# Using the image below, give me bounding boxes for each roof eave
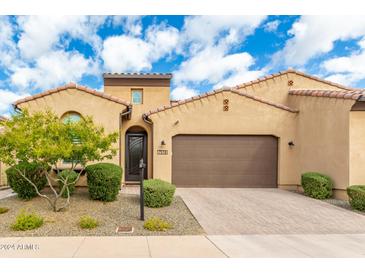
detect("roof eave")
[103,73,173,80]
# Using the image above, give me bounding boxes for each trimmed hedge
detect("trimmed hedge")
[6,162,47,200]
[85,163,122,202]
[57,170,78,198]
[144,179,176,208]
[301,172,333,199]
[347,185,365,211]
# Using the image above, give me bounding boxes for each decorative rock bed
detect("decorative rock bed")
[0,189,204,237]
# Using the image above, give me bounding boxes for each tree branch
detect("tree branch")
[15,168,54,209]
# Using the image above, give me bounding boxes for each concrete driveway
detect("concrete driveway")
[177,188,365,235]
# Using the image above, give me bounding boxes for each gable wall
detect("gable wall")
[150,91,299,187]
[235,72,348,108]
[17,88,127,177]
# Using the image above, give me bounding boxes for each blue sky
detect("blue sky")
[1,15,365,116]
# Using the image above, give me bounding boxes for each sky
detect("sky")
[1,15,365,117]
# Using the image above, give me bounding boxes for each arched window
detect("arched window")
[61,112,83,147]
[61,112,82,124]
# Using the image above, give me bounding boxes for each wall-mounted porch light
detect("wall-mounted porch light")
[160,140,166,146]
[288,141,295,148]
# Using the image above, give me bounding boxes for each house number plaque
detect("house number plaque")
[157,149,168,155]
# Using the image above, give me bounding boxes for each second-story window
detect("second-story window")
[132,89,143,105]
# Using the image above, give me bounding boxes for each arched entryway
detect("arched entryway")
[125,126,147,181]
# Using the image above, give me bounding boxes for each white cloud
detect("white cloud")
[0,90,30,114]
[180,16,266,53]
[273,16,365,67]
[17,16,106,60]
[146,23,179,59]
[171,86,198,100]
[213,69,265,89]
[111,16,143,36]
[101,35,152,72]
[174,45,263,88]
[101,23,179,72]
[0,16,18,68]
[322,42,365,86]
[173,16,266,90]
[11,50,95,90]
[264,20,280,32]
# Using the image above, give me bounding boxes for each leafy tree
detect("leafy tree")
[0,109,118,212]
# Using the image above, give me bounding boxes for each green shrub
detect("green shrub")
[57,170,78,198]
[11,210,43,231]
[143,217,172,231]
[0,207,9,214]
[79,215,99,229]
[347,185,365,211]
[143,179,176,208]
[301,172,333,199]
[6,162,47,200]
[86,163,122,202]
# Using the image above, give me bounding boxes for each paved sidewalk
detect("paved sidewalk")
[0,188,15,200]
[0,236,226,258]
[1,234,365,258]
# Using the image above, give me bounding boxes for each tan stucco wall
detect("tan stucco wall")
[289,96,355,192]
[236,73,354,198]
[104,84,170,182]
[349,111,365,186]
[236,72,347,107]
[17,88,127,185]
[149,91,299,186]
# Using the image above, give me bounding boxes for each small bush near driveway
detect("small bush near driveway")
[79,215,99,229]
[301,172,333,199]
[57,169,78,198]
[11,210,43,231]
[86,163,122,202]
[143,217,172,231]
[144,179,176,208]
[6,162,47,200]
[0,207,9,214]
[347,185,365,211]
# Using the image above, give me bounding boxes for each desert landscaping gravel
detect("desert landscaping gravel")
[0,189,204,237]
[290,190,365,216]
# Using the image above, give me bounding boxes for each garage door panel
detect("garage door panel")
[174,160,276,174]
[172,135,278,187]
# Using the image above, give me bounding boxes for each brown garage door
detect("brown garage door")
[172,135,278,187]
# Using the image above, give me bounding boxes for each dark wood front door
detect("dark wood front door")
[125,132,147,181]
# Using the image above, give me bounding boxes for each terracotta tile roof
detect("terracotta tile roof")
[235,68,360,92]
[13,83,131,107]
[103,72,173,79]
[0,116,7,121]
[289,89,365,100]
[144,87,299,118]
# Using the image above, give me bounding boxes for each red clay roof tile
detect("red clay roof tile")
[144,87,299,117]
[235,69,361,92]
[289,89,365,100]
[13,82,131,107]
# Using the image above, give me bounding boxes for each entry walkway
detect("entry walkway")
[1,234,365,258]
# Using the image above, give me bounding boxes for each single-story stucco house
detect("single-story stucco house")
[10,69,365,199]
